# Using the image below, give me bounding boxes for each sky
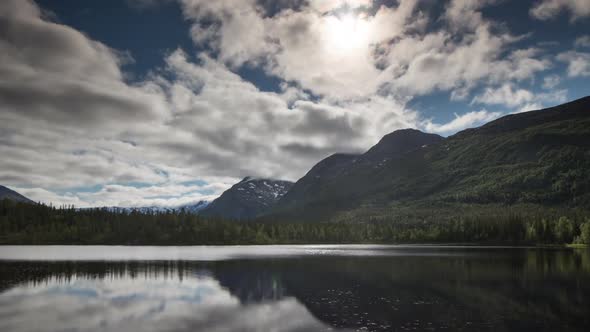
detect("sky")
[0,0,589,208]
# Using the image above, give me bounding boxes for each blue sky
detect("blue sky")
[0,0,589,207]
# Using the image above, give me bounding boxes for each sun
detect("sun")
[324,13,370,52]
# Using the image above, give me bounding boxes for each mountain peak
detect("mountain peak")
[0,185,34,204]
[363,128,443,161]
[201,178,294,220]
[239,176,286,184]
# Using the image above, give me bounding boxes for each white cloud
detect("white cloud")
[542,74,561,89]
[0,0,572,207]
[179,0,551,102]
[422,110,502,135]
[471,83,568,111]
[537,89,568,104]
[515,103,544,113]
[0,1,421,207]
[180,0,422,101]
[575,35,590,48]
[471,84,534,107]
[377,23,548,99]
[14,181,226,208]
[557,51,590,77]
[530,0,590,21]
[0,274,331,332]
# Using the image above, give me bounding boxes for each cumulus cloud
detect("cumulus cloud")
[472,84,535,107]
[515,103,544,113]
[530,0,590,21]
[471,83,567,111]
[179,0,421,101]
[0,274,332,332]
[422,110,502,135]
[0,0,168,128]
[159,49,414,178]
[0,0,572,207]
[179,0,550,101]
[0,0,420,206]
[557,51,590,77]
[376,15,549,99]
[575,35,590,48]
[14,181,226,208]
[542,74,561,89]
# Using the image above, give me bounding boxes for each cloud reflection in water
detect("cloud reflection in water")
[0,271,335,332]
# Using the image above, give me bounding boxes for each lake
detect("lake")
[0,245,589,332]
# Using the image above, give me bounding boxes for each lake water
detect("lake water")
[0,245,589,332]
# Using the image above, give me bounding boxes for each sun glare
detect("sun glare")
[324,13,370,52]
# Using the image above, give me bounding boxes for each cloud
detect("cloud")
[377,16,549,99]
[14,182,225,208]
[179,0,551,102]
[0,0,168,128]
[530,0,590,21]
[471,83,567,114]
[422,110,502,135]
[0,0,573,207]
[515,103,544,113]
[471,84,534,107]
[180,0,421,101]
[557,51,590,77]
[542,74,561,89]
[0,0,419,207]
[575,35,590,48]
[0,274,332,332]
[159,49,414,180]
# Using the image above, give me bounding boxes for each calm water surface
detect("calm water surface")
[0,245,589,332]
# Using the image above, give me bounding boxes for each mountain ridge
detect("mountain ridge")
[268,96,590,222]
[200,177,293,220]
[103,200,210,214]
[0,185,34,204]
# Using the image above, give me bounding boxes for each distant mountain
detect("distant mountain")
[0,185,34,204]
[270,96,590,222]
[104,200,209,214]
[177,200,210,213]
[200,177,293,220]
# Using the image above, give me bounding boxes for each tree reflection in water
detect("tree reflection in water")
[0,247,589,332]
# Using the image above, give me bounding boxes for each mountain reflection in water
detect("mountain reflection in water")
[0,246,589,332]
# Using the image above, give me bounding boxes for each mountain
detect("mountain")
[200,177,293,220]
[0,185,34,204]
[271,129,443,220]
[270,96,590,222]
[177,200,210,213]
[104,200,209,214]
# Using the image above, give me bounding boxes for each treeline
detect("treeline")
[0,199,589,245]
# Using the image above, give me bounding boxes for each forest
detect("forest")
[1,199,589,245]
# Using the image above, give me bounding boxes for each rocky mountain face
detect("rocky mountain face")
[270,96,590,222]
[0,185,34,204]
[200,177,293,220]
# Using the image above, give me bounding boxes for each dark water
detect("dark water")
[0,246,589,332]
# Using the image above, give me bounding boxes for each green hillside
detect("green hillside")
[269,96,590,223]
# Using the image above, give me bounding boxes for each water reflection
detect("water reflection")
[0,262,333,332]
[0,247,589,332]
